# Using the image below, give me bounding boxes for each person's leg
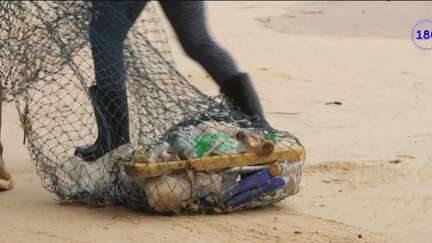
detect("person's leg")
[75,1,147,161]
[160,1,238,85]
[0,144,13,190]
[0,83,13,190]
[160,1,270,128]
[90,1,148,89]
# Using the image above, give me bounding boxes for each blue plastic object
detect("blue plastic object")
[220,170,272,202]
[226,178,285,207]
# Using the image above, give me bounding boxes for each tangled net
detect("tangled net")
[0,1,305,214]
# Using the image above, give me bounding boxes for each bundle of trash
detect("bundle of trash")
[60,121,304,214]
[0,1,305,214]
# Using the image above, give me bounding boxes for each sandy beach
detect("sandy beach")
[1,1,431,242]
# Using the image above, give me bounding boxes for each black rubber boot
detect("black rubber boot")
[75,85,112,161]
[105,86,130,150]
[219,73,271,129]
[75,85,130,161]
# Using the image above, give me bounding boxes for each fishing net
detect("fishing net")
[0,1,305,214]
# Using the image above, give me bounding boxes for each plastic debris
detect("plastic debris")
[219,170,272,202]
[193,131,241,158]
[144,173,192,213]
[1,1,305,214]
[226,177,285,207]
[124,121,305,213]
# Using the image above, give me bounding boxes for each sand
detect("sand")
[1,1,431,242]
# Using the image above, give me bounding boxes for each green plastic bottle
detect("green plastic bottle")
[264,130,276,142]
[193,132,240,158]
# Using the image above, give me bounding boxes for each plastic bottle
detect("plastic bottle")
[193,131,240,158]
[219,170,272,202]
[268,162,298,177]
[225,165,269,174]
[226,177,285,208]
[195,172,222,199]
[236,131,274,155]
[264,130,277,142]
[167,131,196,159]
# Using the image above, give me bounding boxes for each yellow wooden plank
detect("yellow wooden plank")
[124,144,304,178]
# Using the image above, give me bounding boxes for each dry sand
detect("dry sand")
[1,1,432,242]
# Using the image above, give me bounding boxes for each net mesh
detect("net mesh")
[0,1,305,213]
